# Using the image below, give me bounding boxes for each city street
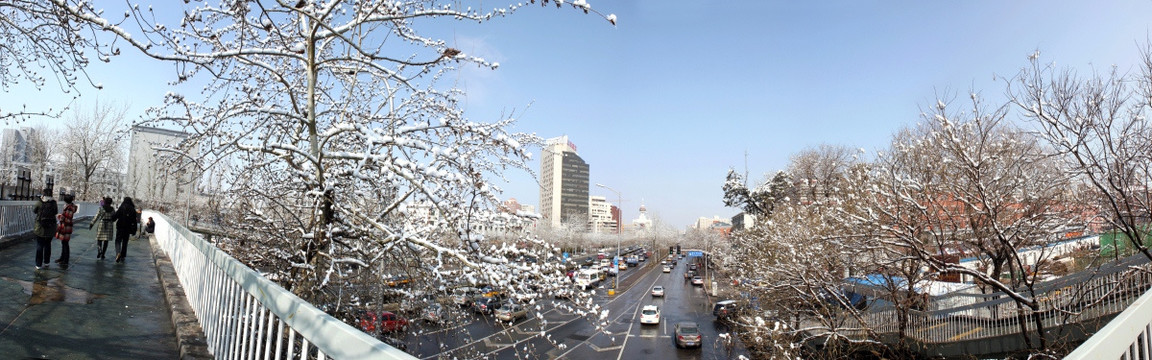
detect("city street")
[402,253,748,359]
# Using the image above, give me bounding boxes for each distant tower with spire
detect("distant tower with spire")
[632,203,652,233]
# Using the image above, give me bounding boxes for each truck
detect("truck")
[574,269,601,290]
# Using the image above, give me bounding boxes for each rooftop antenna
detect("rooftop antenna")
[744,149,749,187]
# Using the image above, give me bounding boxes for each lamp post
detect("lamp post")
[595,183,622,292]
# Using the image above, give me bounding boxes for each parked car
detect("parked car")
[479,286,503,298]
[651,285,665,297]
[386,275,412,287]
[471,296,501,315]
[692,276,704,286]
[674,322,702,348]
[640,305,660,325]
[359,311,409,334]
[662,265,672,273]
[495,303,528,322]
[450,287,480,307]
[713,300,738,320]
[422,303,444,323]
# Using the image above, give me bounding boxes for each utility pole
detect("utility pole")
[596,183,622,293]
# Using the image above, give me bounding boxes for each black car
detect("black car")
[470,296,501,315]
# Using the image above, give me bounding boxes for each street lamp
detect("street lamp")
[595,183,622,292]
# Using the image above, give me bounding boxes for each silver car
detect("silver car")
[495,303,527,322]
[422,303,444,323]
[674,322,702,348]
[651,285,665,297]
[450,287,479,307]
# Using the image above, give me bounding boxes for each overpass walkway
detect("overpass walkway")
[811,251,1152,358]
[0,217,180,359]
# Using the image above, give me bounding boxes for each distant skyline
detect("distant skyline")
[5,1,1152,228]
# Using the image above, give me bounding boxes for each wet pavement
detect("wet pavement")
[0,220,179,359]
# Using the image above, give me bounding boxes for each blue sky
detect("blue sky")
[5,1,1152,229]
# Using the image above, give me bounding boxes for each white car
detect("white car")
[639,305,660,325]
[662,265,672,273]
[651,285,665,297]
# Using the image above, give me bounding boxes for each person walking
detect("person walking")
[90,197,115,259]
[32,188,58,270]
[110,197,138,263]
[53,192,77,267]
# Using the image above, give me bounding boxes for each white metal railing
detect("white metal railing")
[147,210,417,360]
[0,200,100,240]
[1065,286,1152,359]
[828,253,1152,346]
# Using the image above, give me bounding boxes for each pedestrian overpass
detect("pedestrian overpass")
[1,200,1149,359]
[0,201,415,359]
[812,250,1152,359]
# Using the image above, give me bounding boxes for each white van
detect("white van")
[574,269,600,290]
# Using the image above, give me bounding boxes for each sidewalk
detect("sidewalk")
[0,220,179,359]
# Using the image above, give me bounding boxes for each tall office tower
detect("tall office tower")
[539,136,589,229]
[128,125,199,207]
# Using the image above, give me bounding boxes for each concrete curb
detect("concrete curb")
[149,235,214,359]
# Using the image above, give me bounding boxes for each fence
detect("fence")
[147,210,417,360]
[828,252,1152,345]
[0,200,100,241]
[1064,283,1152,359]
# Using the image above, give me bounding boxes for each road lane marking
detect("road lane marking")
[615,266,664,360]
[629,334,672,339]
[421,306,569,360]
[556,260,663,359]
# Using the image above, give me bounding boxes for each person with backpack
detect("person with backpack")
[32,188,58,270]
[110,197,138,263]
[54,192,77,267]
[89,197,115,260]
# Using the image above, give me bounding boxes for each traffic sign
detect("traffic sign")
[688,251,703,257]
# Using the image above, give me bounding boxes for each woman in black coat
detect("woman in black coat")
[110,197,138,263]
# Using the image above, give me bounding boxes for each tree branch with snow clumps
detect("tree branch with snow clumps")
[39,0,617,318]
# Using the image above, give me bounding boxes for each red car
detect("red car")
[359,311,409,333]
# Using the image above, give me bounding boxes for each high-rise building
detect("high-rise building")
[589,196,617,233]
[128,126,199,207]
[539,136,589,228]
[610,205,621,233]
[1,128,33,164]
